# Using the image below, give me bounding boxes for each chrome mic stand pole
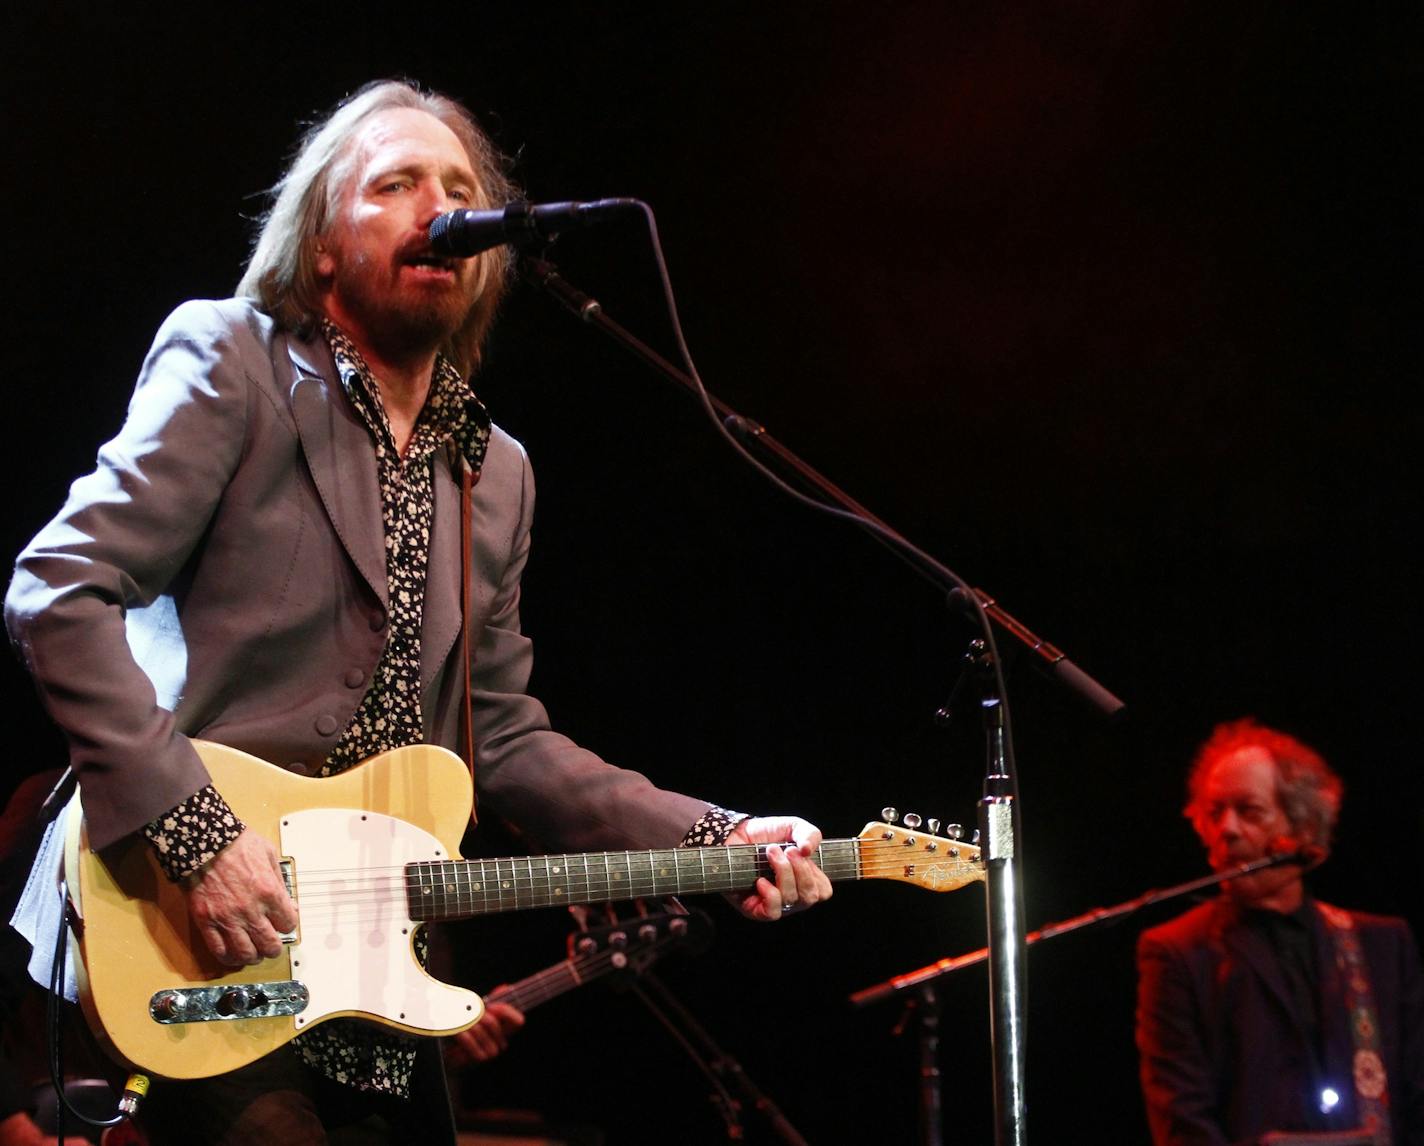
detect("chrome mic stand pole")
[974,645,1026,1146]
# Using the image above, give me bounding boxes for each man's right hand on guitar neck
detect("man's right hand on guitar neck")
[183,829,298,967]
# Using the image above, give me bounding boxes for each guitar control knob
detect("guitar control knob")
[216,988,254,1016]
[946,823,964,841]
[609,930,629,950]
[638,924,658,944]
[881,807,898,824]
[927,818,941,834]
[575,936,598,956]
[903,813,921,829]
[152,993,186,1020]
[669,918,688,937]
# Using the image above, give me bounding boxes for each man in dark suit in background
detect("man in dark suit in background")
[1136,719,1424,1145]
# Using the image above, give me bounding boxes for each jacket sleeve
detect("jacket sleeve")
[1394,921,1424,1146]
[1137,928,1232,1146]
[4,301,253,849]
[466,440,712,853]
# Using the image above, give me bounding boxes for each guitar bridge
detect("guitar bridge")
[150,980,309,1024]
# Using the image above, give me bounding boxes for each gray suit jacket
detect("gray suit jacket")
[5,298,709,855]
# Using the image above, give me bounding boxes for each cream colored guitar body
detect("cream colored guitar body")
[64,739,480,1080]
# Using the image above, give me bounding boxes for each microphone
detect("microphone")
[429,199,640,257]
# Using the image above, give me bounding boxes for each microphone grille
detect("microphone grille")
[428,210,459,255]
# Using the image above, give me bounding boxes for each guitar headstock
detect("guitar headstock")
[567,905,713,972]
[855,821,985,892]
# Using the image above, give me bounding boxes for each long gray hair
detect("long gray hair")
[237,79,517,377]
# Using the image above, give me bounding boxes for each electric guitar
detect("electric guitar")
[63,739,984,1080]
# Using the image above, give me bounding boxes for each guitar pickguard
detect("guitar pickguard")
[280,808,483,1035]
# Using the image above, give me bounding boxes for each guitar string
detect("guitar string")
[285,856,972,900]
[275,842,978,884]
[283,847,975,892]
[276,852,980,925]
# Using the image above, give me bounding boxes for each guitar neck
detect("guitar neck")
[487,962,584,1013]
[406,839,857,923]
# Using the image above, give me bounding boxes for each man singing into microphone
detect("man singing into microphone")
[4,79,831,1145]
[1135,718,1424,1145]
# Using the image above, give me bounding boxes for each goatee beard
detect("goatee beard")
[330,250,475,365]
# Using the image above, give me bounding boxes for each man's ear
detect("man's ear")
[314,236,335,279]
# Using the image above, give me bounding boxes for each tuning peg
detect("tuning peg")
[972,829,981,845]
[881,807,899,824]
[638,923,659,944]
[927,818,941,834]
[575,935,598,955]
[903,812,921,829]
[946,823,964,841]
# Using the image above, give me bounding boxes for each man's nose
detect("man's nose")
[417,183,461,226]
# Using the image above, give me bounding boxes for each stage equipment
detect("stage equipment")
[516,200,1125,1146]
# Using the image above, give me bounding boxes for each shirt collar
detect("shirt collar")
[320,319,491,469]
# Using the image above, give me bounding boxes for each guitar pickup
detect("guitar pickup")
[150,980,309,1025]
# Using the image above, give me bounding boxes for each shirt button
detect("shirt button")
[345,669,366,689]
[370,611,387,632]
[315,715,339,737]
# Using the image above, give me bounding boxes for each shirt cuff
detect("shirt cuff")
[142,784,246,882]
[679,806,749,847]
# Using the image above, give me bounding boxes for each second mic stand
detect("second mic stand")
[633,970,810,1145]
[849,848,1315,1007]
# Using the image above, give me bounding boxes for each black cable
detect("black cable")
[47,882,128,1135]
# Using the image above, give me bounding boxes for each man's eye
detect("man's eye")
[380,181,408,194]
[448,188,472,203]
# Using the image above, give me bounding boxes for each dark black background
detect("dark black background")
[2,4,1420,1142]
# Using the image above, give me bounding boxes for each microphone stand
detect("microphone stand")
[519,247,1124,1146]
[848,849,1312,1006]
[632,971,810,1145]
[848,851,1311,1146]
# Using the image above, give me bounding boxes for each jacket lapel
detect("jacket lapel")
[285,331,389,610]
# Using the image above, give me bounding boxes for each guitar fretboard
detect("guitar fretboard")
[404,840,860,922]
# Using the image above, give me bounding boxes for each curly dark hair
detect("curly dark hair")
[1184,718,1343,851]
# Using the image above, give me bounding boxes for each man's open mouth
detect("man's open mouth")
[405,253,458,271]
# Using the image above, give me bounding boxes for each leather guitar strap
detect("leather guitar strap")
[460,458,481,827]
